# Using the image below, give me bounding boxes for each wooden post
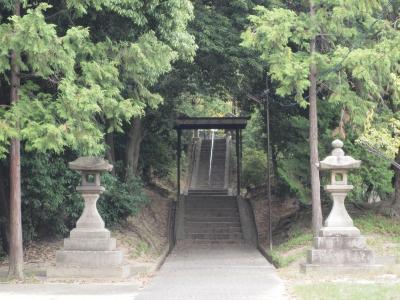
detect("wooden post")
[240,129,243,175]
[236,129,240,196]
[265,95,273,250]
[177,129,182,201]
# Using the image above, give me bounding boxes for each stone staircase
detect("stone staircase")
[183,194,243,242]
[180,137,243,243]
[194,138,226,189]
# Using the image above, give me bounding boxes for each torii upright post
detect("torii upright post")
[236,129,240,196]
[177,129,182,201]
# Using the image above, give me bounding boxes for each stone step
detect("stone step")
[185,200,236,206]
[200,147,225,151]
[200,146,226,150]
[194,185,225,190]
[187,194,229,197]
[185,195,234,200]
[188,190,229,195]
[180,239,245,244]
[185,232,243,240]
[184,229,242,235]
[200,153,225,156]
[185,216,240,222]
[185,197,236,203]
[186,196,235,200]
[195,181,225,185]
[197,168,225,172]
[184,227,242,234]
[185,208,239,217]
[185,203,237,210]
[186,213,239,219]
[185,220,241,226]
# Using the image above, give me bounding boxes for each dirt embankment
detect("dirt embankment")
[115,185,172,263]
[0,184,173,268]
[245,186,303,246]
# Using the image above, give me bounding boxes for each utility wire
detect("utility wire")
[358,140,400,170]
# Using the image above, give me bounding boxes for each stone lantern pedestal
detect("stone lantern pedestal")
[47,157,130,278]
[301,140,382,273]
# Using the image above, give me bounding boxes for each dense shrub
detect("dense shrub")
[242,148,267,188]
[20,152,147,241]
[99,173,148,226]
[21,152,82,240]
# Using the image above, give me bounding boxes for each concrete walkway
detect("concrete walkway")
[0,283,140,300]
[135,242,288,300]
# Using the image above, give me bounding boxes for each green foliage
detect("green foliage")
[241,109,267,188]
[0,0,196,160]
[358,110,400,160]
[345,139,394,202]
[242,148,267,188]
[0,3,141,158]
[268,230,312,268]
[99,173,148,226]
[131,240,150,258]
[177,95,233,117]
[242,108,265,150]
[275,114,311,202]
[354,213,400,237]
[243,1,400,116]
[21,152,82,240]
[242,2,400,202]
[19,152,148,240]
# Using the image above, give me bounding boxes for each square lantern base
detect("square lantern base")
[47,249,130,279]
[300,263,383,274]
[47,229,130,279]
[47,265,130,279]
[301,226,383,274]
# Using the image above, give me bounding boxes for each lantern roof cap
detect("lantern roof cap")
[69,156,113,172]
[318,139,361,170]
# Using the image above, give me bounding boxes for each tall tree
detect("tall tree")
[308,0,323,236]
[242,0,400,234]
[7,0,23,280]
[0,1,146,277]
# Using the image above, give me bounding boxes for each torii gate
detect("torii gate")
[174,116,249,200]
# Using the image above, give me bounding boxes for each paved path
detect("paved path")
[135,242,288,300]
[0,283,140,300]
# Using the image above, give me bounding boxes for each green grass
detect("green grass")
[267,213,400,268]
[354,213,400,260]
[268,231,313,268]
[130,241,150,258]
[293,283,400,300]
[354,213,400,241]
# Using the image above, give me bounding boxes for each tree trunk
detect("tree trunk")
[8,0,24,280]
[392,150,400,211]
[105,131,116,176]
[125,118,143,179]
[0,164,9,254]
[309,0,323,237]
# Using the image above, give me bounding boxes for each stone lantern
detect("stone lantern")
[318,139,361,236]
[68,157,111,234]
[302,140,380,272]
[47,157,129,278]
